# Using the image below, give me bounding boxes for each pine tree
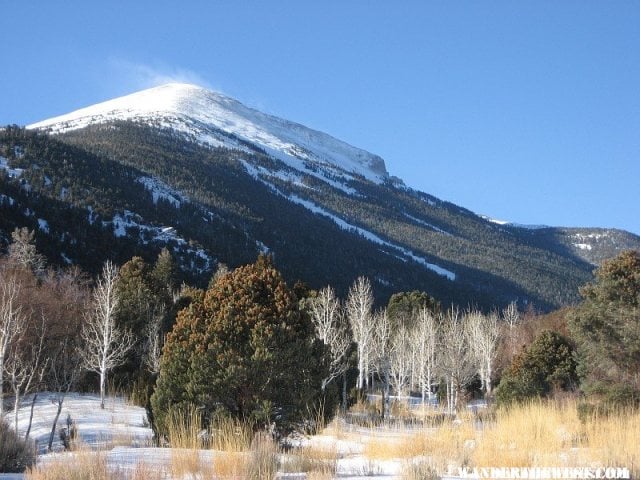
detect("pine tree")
[495,330,577,405]
[568,250,640,405]
[151,255,329,436]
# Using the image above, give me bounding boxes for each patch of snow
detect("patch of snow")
[44,175,52,187]
[37,218,49,233]
[61,252,73,264]
[11,393,152,455]
[136,176,188,208]
[289,195,456,280]
[24,207,34,217]
[481,215,549,229]
[318,172,359,195]
[59,187,68,200]
[403,212,453,236]
[573,243,593,251]
[572,232,608,240]
[481,215,509,225]
[87,206,97,225]
[268,168,310,190]
[256,240,270,254]
[0,155,24,178]
[239,159,455,280]
[0,194,16,206]
[105,211,213,274]
[28,83,389,186]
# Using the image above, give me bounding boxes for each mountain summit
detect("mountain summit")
[29,83,389,184]
[2,86,638,310]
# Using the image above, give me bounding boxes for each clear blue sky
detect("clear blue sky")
[2,2,639,234]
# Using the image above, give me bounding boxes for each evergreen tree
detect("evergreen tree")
[387,290,440,328]
[151,248,176,304]
[569,250,640,405]
[151,255,329,436]
[495,330,577,405]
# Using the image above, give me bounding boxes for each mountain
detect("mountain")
[1,83,638,310]
[29,83,389,184]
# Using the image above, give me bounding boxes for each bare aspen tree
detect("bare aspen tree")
[5,315,47,432]
[388,323,413,398]
[346,276,374,391]
[80,261,135,409]
[0,272,26,417]
[143,304,165,375]
[440,308,475,413]
[309,286,351,392]
[413,307,439,403]
[502,301,519,330]
[465,310,500,397]
[7,227,46,275]
[47,337,82,451]
[371,309,392,418]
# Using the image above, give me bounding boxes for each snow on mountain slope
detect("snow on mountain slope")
[28,83,388,184]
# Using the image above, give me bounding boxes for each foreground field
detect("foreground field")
[4,393,638,479]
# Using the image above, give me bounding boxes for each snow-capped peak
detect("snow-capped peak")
[28,83,389,183]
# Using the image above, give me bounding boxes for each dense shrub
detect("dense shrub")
[151,255,330,437]
[0,418,35,472]
[495,330,577,404]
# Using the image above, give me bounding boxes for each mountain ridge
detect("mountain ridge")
[29,83,389,184]
[0,85,637,310]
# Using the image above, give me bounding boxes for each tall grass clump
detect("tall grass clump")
[401,460,441,480]
[0,418,35,473]
[207,414,255,478]
[166,405,208,478]
[208,414,254,451]
[283,443,338,477]
[472,400,581,467]
[472,400,639,476]
[581,405,640,478]
[25,450,109,480]
[245,432,279,480]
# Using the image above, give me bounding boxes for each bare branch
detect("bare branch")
[80,261,134,408]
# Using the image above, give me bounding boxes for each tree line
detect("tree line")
[1,224,638,447]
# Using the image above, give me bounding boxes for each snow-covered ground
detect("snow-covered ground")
[3,393,431,479]
[10,393,152,455]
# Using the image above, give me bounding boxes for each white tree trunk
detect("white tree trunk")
[80,261,134,409]
[347,277,374,393]
[0,275,25,418]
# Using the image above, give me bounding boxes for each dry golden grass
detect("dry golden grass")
[165,405,207,477]
[25,450,110,480]
[580,406,640,477]
[208,414,254,451]
[401,459,440,480]
[211,451,248,479]
[472,401,581,467]
[127,461,166,480]
[472,400,639,476]
[364,415,475,471]
[305,472,334,480]
[245,432,279,480]
[360,400,638,477]
[283,443,338,476]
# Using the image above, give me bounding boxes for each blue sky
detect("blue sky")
[2,2,639,234]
